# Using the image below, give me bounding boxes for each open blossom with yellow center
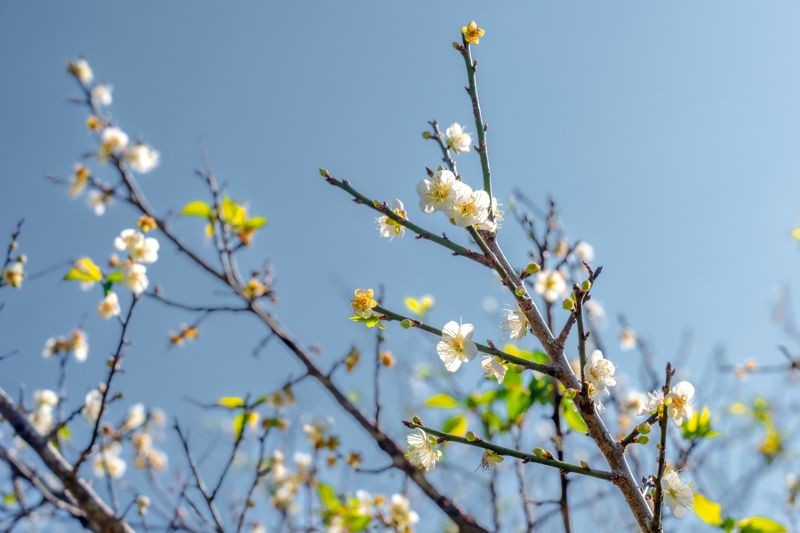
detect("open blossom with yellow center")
[445,123,472,154]
[416,169,465,213]
[70,163,91,197]
[114,229,159,264]
[449,185,491,227]
[100,127,129,155]
[534,269,567,303]
[583,350,616,397]
[406,428,441,472]
[436,320,478,372]
[637,389,664,416]
[93,443,127,479]
[660,469,694,518]
[126,143,160,174]
[42,329,88,362]
[122,403,146,431]
[461,21,486,45]
[351,288,378,318]
[376,199,407,239]
[666,381,695,426]
[91,84,113,107]
[388,493,420,531]
[242,277,268,300]
[122,263,149,295]
[2,261,24,289]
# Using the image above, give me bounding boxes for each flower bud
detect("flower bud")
[422,131,432,139]
[581,280,592,292]
[636,435,650,445]
[563,388,578,400]
[412,416,422,425]
[637,422,651,435]
[400,319,413,329]
[514,286,526,297]
[562,298,575,311]
[525,262,541,274]
[465,431,477,442]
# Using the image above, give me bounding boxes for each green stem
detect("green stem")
[410,422,612,481]
[460,41,493,215]
[374,305,554,376]
[321,171,490,267]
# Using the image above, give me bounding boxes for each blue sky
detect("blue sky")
[2,2,800,530]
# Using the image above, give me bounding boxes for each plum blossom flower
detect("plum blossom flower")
[476,197,503,233]
[389,493,420,531]
[82,389,103,423]
[416,169,464,213]
[88,190,112,215]
[91,84,113,107]
[461,21,486,45]
[448,186,490,227]
[445,123,472,153]
[666,381,695,426]
[67,58,93,84]
[660,469,694,518]
[122,403,146,431]
[376,199,407,239]
[98,292,121,320]
[406,428,441,472]
[620,328,637,351]
[583,350,616,397]
[534,270,567,303]
[501,307,528,339]
[436,320,478,372]
[351,288,378,318]
[34,389,58,409]
[638,390,664,416]
[122,263,148,295]
[114,229,159,264]
[29,407,54,434]
[93,443,127,479]
[126,143,160,174]
[481,355,506,384]
[2,262,24,288]
[100,127,129,155]
[573,241,594,263]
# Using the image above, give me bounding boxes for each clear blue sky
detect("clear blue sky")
[1,2,800,530]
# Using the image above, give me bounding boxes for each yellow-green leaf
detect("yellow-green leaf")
[181,200,212,218]
[442,414,468,436]
[232,411,259,439]
[562,398,588,434]
[64,257,103,283]
[692,493,723,526]
[218,396,245,409]
[318,483,341,511]
[736,516,787,533]
[245,216,267,230]
[404,296,434,317]
[221,197,246,227]
[57,425,71,441]
[425,393,458,409]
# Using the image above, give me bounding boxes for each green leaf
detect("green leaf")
[468,389,497,407]
[105,270,123,284]
[244,216,268,230]
[57,425,71,441]
[562,399,588,434]
[3,492,17,505]
[736,517,787,533]
[502,344,548,364]
[348,315,384,329]
[181,200,212,218]
[64,257,103,283]
[442,414,468,436]
[425,393,459,409]
[344,514,371,532]
[221,197,246,226]
[318,483,341,511]
[232,411,258,439]
[692,493,723,526]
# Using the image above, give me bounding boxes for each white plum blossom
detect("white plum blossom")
[481,355,506,384]
[583,350,616,397]
[82,389,103,423]
[98,291,121,320]
[625,391,648,413]
[534,269,567,303]
[666,381,695,426]
[620,328,637,351]
[445,123,472,153]
[501,307,528,339]
[406,428,441,472]
[376,199,407,239]
[573,241,595,263]
[93,443,127,479]
[416,169,464,214]
[126,143,160,174]
[584,300,606,324]
[293,452,312,477]
[389,493,420,530]
[91,84,113,107]
[29,407,54,435]
[67,58,93,84]
[660,469,694,518]
[34,389,58,408]
[436,320,478,372]
[88,190,112,215]
[71,330,89,362]
[101,127,129,155]
[448,186,490,228]
[638,389,665,416]
[2,262,24,288]
[122,403,146,431]
[122,263,149,295]
[114,229,159,263]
